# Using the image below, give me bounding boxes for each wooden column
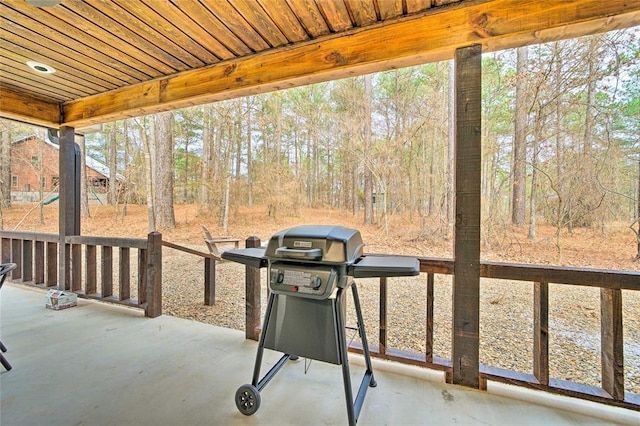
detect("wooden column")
[57,126,79,290]
[450,44,482,389]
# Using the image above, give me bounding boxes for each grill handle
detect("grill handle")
[274,247,323,260]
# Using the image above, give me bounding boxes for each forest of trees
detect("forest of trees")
[1,30,639,253]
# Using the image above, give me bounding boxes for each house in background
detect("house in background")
[10,135,112,204]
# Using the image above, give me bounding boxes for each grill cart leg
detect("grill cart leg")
[351,283,377,388]
[335,283,376,426]
[236,293,294,416]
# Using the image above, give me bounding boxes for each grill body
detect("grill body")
[223,225,419,425]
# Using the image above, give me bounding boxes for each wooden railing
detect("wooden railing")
[161,240,219,305]
[242,241,640,412]
[4,230,638,411]
[0,230,162,317]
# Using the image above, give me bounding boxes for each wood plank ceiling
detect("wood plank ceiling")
[1,0,639,129]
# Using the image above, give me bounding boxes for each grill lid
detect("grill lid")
[264,225,364,264]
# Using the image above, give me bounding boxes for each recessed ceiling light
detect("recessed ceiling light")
[26,0,62,7]
[27,61,56,74]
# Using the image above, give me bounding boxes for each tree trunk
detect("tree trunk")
[246,98,253,207]
[109,124,118,206]
[139,117,156,232]
[583,37,600,156]
[636,157,640,260]
[447,60,455,237]
[553,43,566,239]
[512,46,528,226]
[154,111,176,228]
[528,108,541,240]
[0,119,12,210]
[364,74,374,225]
[121,120,130,219]
[76,133,90,218]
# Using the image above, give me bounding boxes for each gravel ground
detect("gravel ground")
[159,245,640,395]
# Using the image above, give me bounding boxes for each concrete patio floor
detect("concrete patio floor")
[1,283,638,426]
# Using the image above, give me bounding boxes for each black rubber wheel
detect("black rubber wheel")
[235,384,261,416]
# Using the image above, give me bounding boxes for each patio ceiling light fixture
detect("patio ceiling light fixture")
[26,0,62,7]
[27,61,56,74]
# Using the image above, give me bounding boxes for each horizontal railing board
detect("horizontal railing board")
[481,365,640,412]
[0,231,59,242]
[65,235,147,249]
[481,262,640,290]
[162,240,213,258]
[416,258,640,289]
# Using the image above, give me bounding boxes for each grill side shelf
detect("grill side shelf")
[221,248,268,268]
[349,255,420,278]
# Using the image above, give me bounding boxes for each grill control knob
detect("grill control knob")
[311,276,322,289]
[277,272,284,284]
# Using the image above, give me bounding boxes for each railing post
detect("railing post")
[34,240,44,285]
[426,273,435,363]
[1,237,9,263]
[22,239,33,283]
[533,281,549,385]
[601,288,624,400]
[11,239,21,280]
[85,245,97,295]
[204,257,216,306]
[245,236,261,341]
[379,277,387,355]
[46,241,57,287]
[71,243,82,292]
[145,232,162,318]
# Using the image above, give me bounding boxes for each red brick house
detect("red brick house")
[10,135,111,203]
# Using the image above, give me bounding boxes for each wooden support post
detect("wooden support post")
[145,232,162,318]
[450,44,482,389]
[533,281,549,385]
[204,257,216,306]
[245,236,261,341]
[601,288,624,400]
[58,126,79,290]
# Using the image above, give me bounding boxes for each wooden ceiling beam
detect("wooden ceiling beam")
[0,86,61,127]
[3,0,638,128]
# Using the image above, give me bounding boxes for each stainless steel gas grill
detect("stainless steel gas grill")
[222,225,419,425]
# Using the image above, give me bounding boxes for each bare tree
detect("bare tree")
[76,133,90,218]
[137,117,156,232]
[363,74,374,225]
[153,111,176,228]
[634,157,640,261]
[0,119,12,211]
[512,46,529,226]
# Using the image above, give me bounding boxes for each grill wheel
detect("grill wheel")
[235,384,261,415]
